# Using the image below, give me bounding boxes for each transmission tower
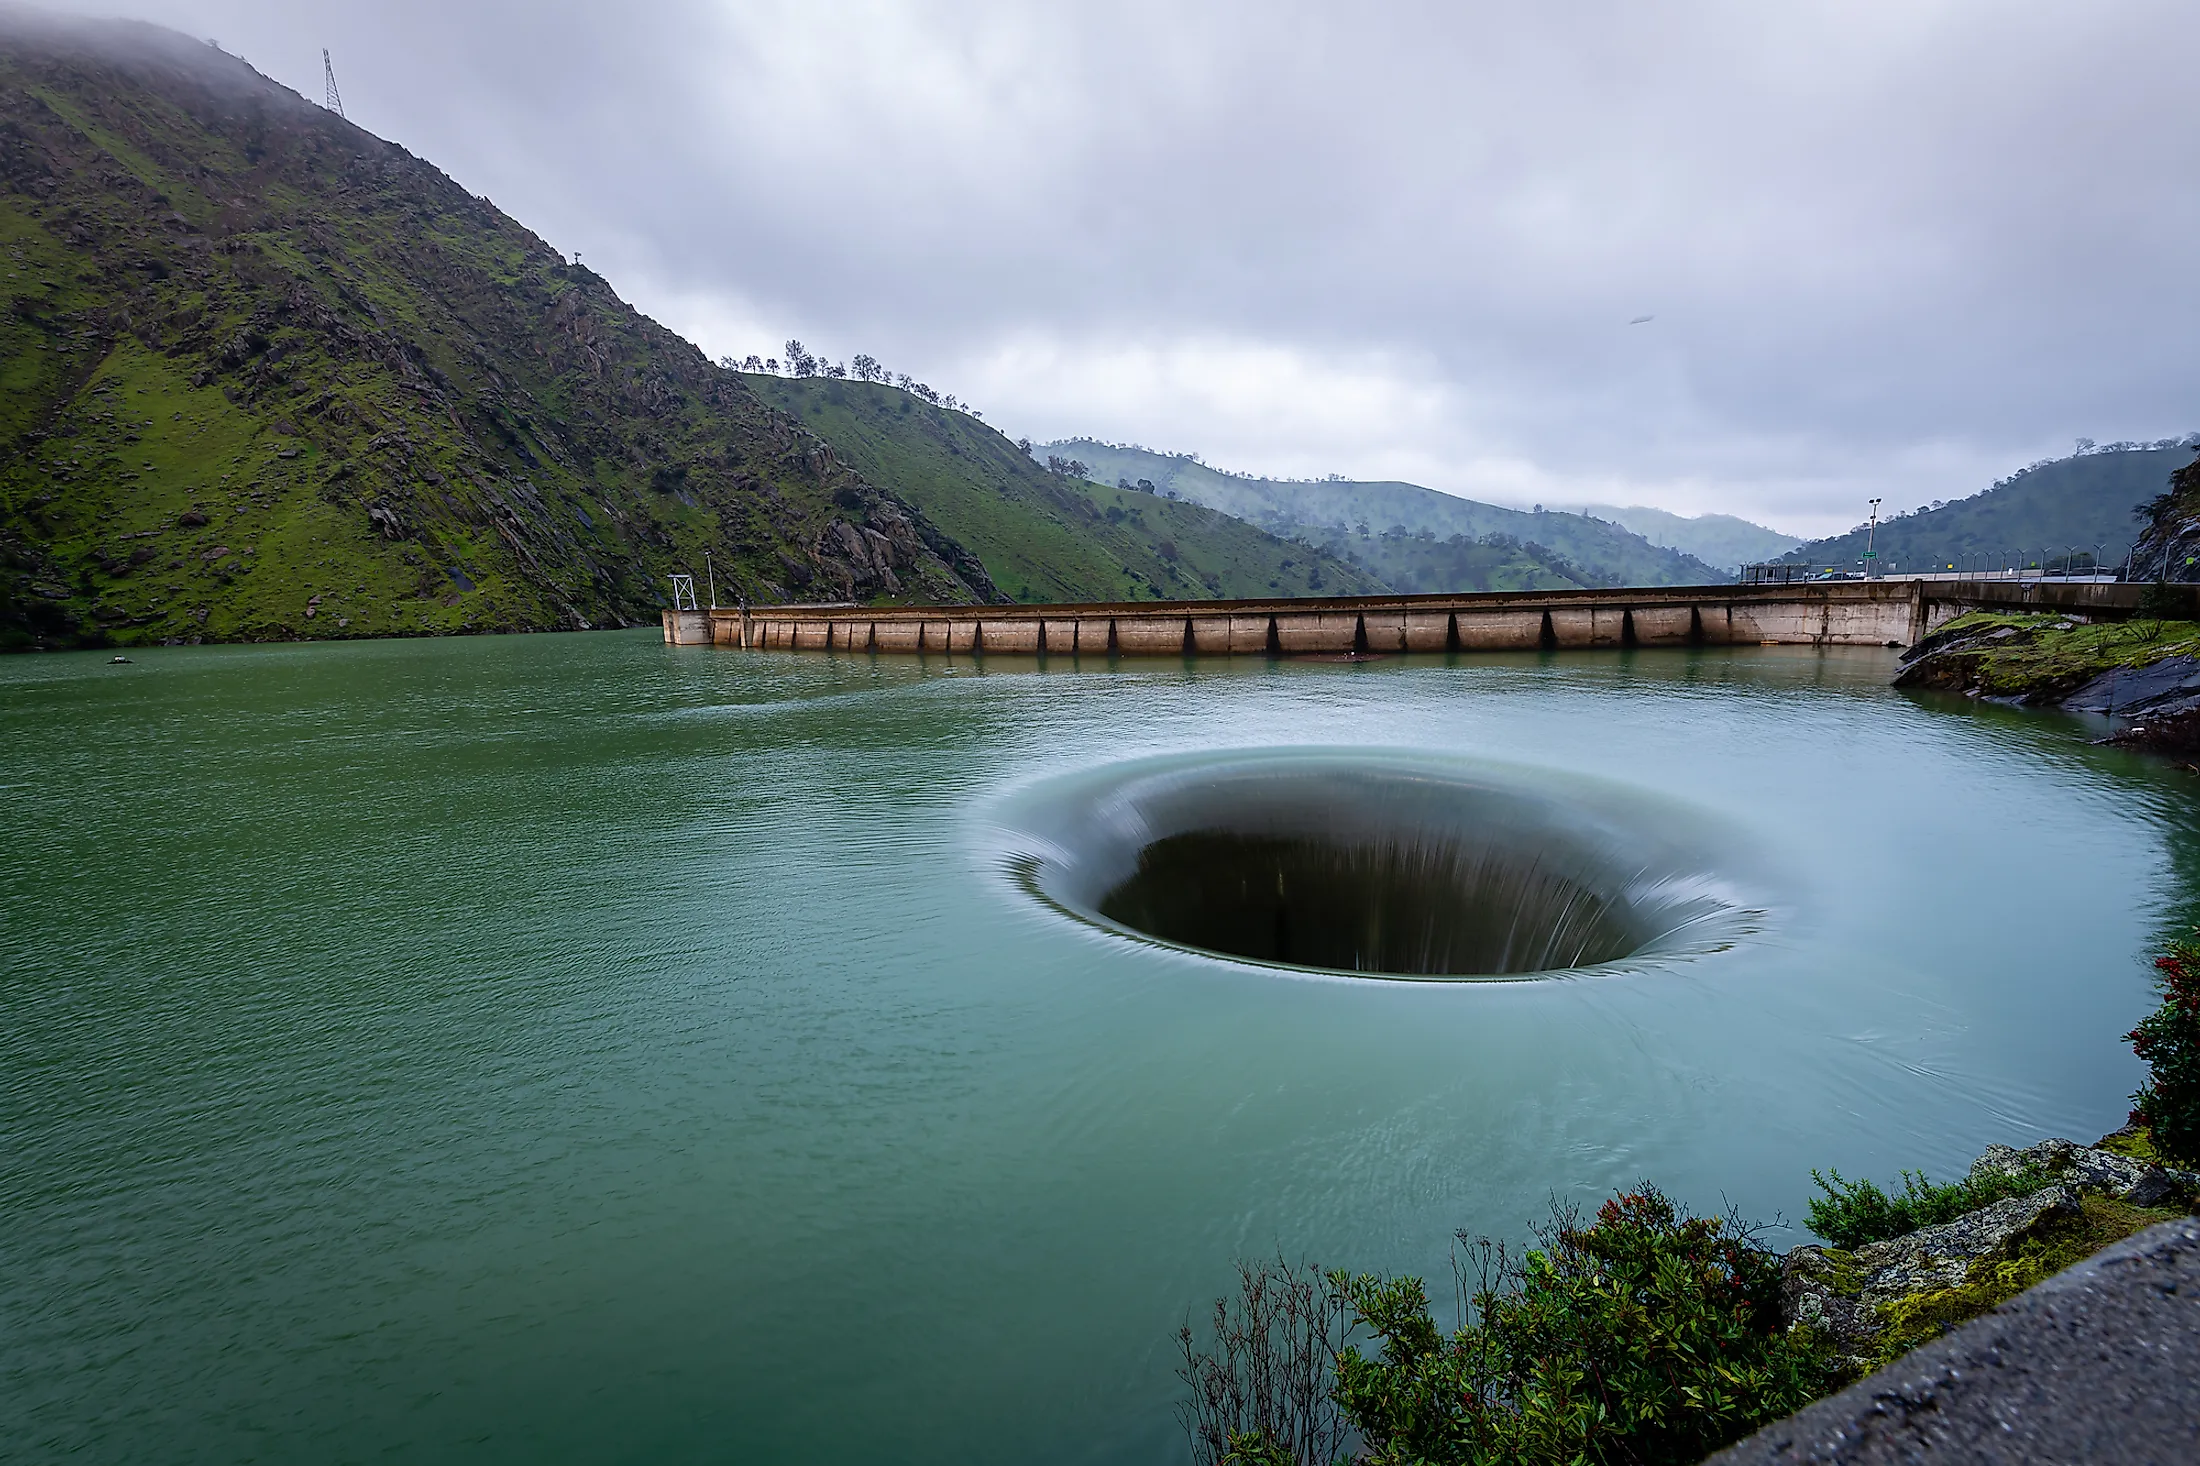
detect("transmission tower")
[323,48,346,118]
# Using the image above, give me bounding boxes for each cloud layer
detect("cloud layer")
[46,0,2200,533]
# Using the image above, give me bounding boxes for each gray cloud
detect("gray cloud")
[41,0,2200,533]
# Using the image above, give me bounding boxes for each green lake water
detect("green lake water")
[4,630,2196,1464]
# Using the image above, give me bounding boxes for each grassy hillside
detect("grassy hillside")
[1555,503,1801,572]
[0,15,996,650]
[1043,441,1727,588]
[743,376,1383,602]
[1781,443,2200,576]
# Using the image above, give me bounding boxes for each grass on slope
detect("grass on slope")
[1044,440,1727,589]
[744,376,1385,602]
[2,17,993,651]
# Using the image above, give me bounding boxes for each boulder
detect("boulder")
[1848,1185,2081,1306]
[1781,1186,2084,1358]
[1968,1135,2196,1205]
[2060,654,2200,716]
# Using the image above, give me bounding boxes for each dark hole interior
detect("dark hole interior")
[1095,827,1647,977]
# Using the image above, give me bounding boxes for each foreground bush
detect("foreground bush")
[2129,937,2200,1166]
[1176,1257,1352,1466]
[1330,1188,1829,1466]
[1803,1164,2051,1249]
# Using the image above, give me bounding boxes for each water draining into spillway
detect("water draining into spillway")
[997,749,1770,979]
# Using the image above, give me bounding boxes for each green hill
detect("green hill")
[0,14,999,651]
[1554,503,1801,572]
[1041,441,1728,588]
[741,376,1382,602]
[1779,443,2200,576]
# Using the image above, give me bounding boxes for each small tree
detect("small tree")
[851,353,880,382]
[785,339,817,377]
[2130,936,2200,1164]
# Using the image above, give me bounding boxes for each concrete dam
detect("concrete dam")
[661,580,2158,657]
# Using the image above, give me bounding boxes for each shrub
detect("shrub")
[1329,1188,1830,1466]
[1805,1164,2053,1250]
[2129,937,2200,1166]
[1176,1256,1353,1466]
[2137,580,2183,618]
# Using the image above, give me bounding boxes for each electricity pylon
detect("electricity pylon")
[323,49,346,118]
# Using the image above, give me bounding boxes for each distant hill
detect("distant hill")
[0,15,998,650]
[1779,443,2200,576]
[1552,504,1801,573]
[743,376,1383,602]
[1040,441,1727,589]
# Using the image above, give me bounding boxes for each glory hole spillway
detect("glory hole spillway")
[1000,750,1763,980]
[4,621,2192,1466]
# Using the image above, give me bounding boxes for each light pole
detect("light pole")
[1864,498,1882,580]
[705,550,718,609]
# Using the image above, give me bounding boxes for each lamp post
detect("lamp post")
[1864,498,1881,580]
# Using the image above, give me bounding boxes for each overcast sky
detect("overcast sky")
[42,0,2200,535]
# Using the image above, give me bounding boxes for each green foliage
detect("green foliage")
[1805,1163,2054,1250]
[2137,580,2186,618]
[2129,937,2200,1166]
[1330,1188,1831,1466]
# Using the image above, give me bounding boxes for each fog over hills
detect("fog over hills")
[1548,505,1802,574]
[1040,441,1725,589]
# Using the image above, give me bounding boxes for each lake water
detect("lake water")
[5,630,2195,1464]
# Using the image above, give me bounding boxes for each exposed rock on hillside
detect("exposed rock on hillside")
[1780,1135,2196,1375]
[0,14,997,649]
[2131,450,2200,585]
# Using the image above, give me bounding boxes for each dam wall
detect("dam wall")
[663,580,2174,656]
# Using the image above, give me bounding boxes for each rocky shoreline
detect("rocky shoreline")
[1779,1131,2194,1376]
[1893,611,2200,756]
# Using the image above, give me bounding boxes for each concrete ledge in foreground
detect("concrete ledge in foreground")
[1707,1218,2200,1465]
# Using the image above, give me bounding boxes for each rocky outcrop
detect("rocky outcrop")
[1969,1134,2200,1205]
[1779,1135,2196,1368]
[1715,1219,2200,1466]
[1893,611,2200,754]
[2129,451,2200,584]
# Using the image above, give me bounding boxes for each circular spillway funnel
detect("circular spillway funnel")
[995,749,1769,981]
